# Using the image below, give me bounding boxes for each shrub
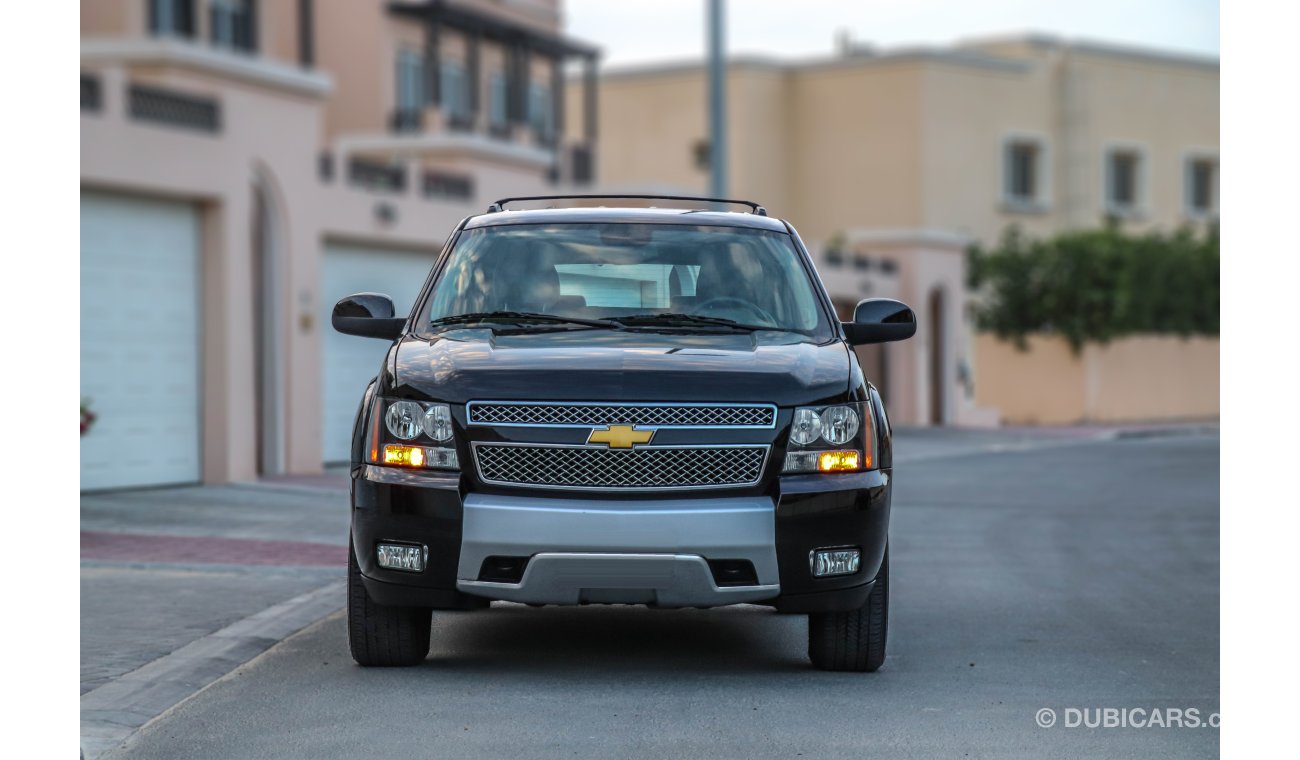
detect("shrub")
[967,222,1219,352]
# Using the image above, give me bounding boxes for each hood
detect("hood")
[386,329,850,407]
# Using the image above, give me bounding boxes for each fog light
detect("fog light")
[812,548,861,577]
[376,543,426,572]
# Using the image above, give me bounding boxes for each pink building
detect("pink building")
[80,0,599,490]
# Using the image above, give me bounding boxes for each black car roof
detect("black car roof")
[463,206,791,233]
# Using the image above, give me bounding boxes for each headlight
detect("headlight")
[422,404,454,442]
[790,408,822,445]
[820,405,859,445]
[370,398,459,470]
[385,401,425,440]
[783,401,874,473]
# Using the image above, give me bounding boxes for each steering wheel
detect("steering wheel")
[692,297,776,326]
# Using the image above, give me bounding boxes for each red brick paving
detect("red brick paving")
[81,531,346,566]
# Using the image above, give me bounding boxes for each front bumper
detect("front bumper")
[351,464,890,612]
[456,493,780,607]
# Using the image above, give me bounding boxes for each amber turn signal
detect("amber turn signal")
[817,450,862,472]
[383,444,426,467]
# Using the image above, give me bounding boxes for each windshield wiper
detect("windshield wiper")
[607,313,772,332]
[429,311,618,331]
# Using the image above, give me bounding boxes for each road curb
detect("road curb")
[80,581,344,760]
[1109,424,1219,440]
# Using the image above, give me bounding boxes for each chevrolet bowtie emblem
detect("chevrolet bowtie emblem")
[587,424,655,448]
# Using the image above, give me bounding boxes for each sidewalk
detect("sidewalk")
[891,421,1216,464]
[80,480,350,758]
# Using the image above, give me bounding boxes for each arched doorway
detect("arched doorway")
[928,287,946,425]
[252,173,286,476]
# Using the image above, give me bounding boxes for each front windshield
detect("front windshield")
[421,222,830,337]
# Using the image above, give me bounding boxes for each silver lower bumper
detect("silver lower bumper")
[456,493,780,607]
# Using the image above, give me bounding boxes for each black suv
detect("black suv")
[333,196,916,671]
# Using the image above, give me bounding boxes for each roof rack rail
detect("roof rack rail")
[485,194,768,216]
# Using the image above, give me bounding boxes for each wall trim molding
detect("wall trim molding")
[81,38,333,97]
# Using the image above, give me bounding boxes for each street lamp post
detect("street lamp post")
[707,0,727,200]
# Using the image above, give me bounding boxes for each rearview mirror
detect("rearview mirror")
[841,298,917,345]
[331,293,406,340]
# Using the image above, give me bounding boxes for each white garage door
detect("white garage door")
[321,243,435,463]
[81,192,201,490]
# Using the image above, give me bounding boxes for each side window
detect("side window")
[396,48,425,115]
[1105,147,1145,217]
[1185,155,1219,219]
[149,0,195,37]
[441,59,469,122]
[210,0,256,52]
[488,73,508,131]
[1002,137,1048,211]
[528,83,553,142]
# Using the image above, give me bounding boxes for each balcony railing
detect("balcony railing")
[347,158,406,193]
[423,170,474,201]
[128,84,221,133]
[389,109,424,133]
[446,113,476,133]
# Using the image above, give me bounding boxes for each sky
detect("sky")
[563,0,1219,68]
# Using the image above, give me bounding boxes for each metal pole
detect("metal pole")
[707,0,727,199]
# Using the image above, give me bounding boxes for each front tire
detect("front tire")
[807,547,888,672]
[347,538,431,667]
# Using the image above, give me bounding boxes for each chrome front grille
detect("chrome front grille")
[466,401,776,428]
[473,444,769,490]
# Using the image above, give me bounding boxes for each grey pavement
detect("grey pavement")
[100,429,1218,759]
[81,481,351,757]
[81,563,339,694]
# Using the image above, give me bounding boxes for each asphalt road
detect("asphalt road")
[112,432,1219,759]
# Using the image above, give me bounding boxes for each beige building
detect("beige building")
[578,35,1219,427]
[80,0,599,490]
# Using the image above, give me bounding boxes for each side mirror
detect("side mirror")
[842,298,917,345]
[331,293,406,340]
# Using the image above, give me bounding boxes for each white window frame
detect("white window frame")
[1183,150,1219,221]
[1102,142,1149,220]
[1000,132,1051,213]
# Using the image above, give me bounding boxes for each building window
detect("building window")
[210,0,256,52]
[1185,156,1219,219]
[149,0,195,37]
[528,82,554,143]
[488,73,508,132]
[1002,137,1047,210]
[396,48,426,115]
[441,59,470,126]
[1105,147,1144,216]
